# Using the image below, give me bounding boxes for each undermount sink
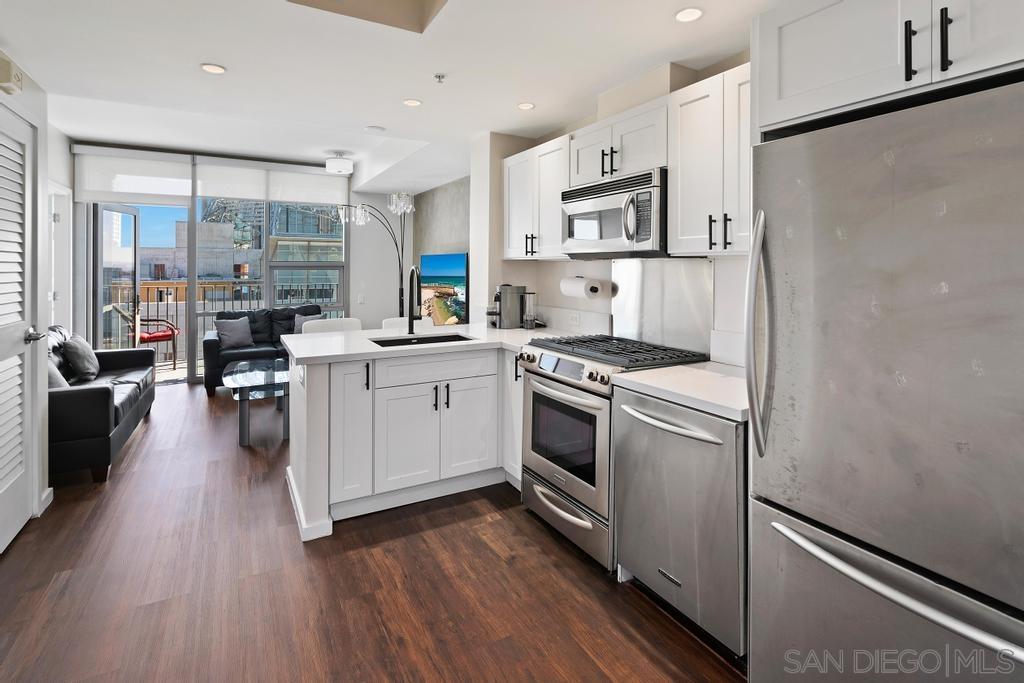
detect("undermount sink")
[371,333,475,347]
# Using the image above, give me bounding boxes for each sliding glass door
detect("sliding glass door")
[94,204,140,350]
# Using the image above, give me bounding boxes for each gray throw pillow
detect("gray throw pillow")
[293,313,322,333]
[63,334,101,381]
[214,317,254,349]
[47,360,70,388]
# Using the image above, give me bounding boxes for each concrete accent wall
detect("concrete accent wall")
[413,175,469,261]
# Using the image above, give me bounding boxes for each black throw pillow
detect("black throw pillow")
[62,334,101,382]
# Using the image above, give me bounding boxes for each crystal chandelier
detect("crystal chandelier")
[339,204,371,226]
[387,192,415,216]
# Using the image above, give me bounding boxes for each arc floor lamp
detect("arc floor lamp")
[338,192,415,317]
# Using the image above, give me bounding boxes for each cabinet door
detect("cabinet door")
[611,106,667,177]
[500,350,523,483]
[668,75,724,256]
[440,375,498,478]
[374,382,440,493]
[756,0,932,128]
[569,125,612,187]
[534,136,569,260]
[329,361,374,503]
[934,0,1024,82]
[722,64,752,255]
[503,151,535,259]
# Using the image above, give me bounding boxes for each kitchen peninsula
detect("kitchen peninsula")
[281,323,568,541]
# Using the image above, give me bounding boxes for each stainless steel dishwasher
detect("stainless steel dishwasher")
[613,386,746,655]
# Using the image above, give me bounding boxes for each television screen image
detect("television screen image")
[420,252,469,325]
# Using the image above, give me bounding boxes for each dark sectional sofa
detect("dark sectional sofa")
[203,304,320,396]
[47,325,156,483]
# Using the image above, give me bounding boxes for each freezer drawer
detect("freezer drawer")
[750,500,1024,682]
[522,470,612,570]
[613,387,746,655]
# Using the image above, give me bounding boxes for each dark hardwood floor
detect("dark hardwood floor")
[0,383,743,682]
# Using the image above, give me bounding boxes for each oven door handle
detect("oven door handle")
[620,405,723,445]
[533,484,594,530]
[529,377,605,411]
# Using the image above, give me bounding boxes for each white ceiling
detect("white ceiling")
[1,0,775,194]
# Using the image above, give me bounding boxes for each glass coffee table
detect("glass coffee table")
[222,358,290,447]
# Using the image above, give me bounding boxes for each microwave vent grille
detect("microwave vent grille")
[561,169,657,202]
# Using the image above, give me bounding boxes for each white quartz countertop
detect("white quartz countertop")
[280,323,573,365]
[611,362,749,422]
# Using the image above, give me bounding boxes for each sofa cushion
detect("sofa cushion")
[63,334,101,381]
[214,317,254,350]
[215,309,273,343]
[47,325,74,378]
[271,304,321,341]
[112,383,142,424]
[273,342,289,358]
[293,312,321,333]
[106,367,155,394]
[219,343,280,364]
[48,360,70,388]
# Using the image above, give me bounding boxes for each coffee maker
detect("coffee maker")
[486,284,526,329]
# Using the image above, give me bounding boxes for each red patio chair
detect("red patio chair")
[112,305,181,370]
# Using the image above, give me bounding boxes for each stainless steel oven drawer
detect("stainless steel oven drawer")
[523,470,612,570]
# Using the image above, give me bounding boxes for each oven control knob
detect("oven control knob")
[521,352,536,363]
[586,370,598,381]
[598,373,610,386]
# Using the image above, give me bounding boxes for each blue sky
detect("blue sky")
[420,252,467,277]
[133,205,186,248]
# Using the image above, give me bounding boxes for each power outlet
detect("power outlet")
[568,312,580,327]
[357,293,366,304]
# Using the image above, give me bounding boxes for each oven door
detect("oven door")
[561,191,634,257]
[523,372,610,518]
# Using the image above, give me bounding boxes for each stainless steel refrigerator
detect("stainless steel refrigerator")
[747,81,1024,681]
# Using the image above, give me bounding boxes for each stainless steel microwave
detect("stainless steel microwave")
[560,167,667,259]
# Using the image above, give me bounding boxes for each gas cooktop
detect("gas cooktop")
[528,334,708,370]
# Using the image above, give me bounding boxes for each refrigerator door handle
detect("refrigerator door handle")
[746,208,768,458]
[772,522,1024,665]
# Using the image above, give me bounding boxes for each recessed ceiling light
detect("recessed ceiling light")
[517,102,535,111]
[675,7,703,22]
[365,125,387,133]
[200,63,227,75]
[403,99,422,107]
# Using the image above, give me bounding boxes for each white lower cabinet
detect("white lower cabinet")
[499,350,523,485]
[374,381,442,493]
[440,375,499,478]
[329,361,374,504]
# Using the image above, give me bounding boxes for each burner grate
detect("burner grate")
[529,335,708,370]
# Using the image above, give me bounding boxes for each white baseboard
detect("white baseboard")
[34,487,53,517]
[330,469,506,521]
[504,471,521,491]
[285,466,333,542]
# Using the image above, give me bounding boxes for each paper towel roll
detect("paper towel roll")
[560,277,603,300]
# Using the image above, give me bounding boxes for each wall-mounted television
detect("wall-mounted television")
[419,252,469,325]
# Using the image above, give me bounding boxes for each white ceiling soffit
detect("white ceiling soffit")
[286,0,448,34]
[2,0,776,194]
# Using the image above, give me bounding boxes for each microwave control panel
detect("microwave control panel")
[634,191,652,242]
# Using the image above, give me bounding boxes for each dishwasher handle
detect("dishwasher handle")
[620,404,723,445]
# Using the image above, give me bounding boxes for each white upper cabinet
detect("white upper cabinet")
[503,150,535,259]
[755,0,931,128]
[569,126,613,187]
[755,0,1024,129]
[668,64,751,257]
[722,64,752,254]
[934,0,1024,82]
[440,375,498,479]
[610,107,668,177]
[533,136,570,260]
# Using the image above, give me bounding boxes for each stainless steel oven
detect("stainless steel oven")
[560,167,667,259]
[522,372,610,519]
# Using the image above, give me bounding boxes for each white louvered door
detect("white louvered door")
[0,106,35,553]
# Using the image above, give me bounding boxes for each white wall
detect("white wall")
[47,125,72,188]
[348,192,413,328]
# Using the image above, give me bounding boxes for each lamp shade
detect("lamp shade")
[325,156,354,175]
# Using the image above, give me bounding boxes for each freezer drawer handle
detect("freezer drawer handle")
[533,485,594,530]
[529,377,605,411]
[771,522,1024,665]
[620,404,723,445]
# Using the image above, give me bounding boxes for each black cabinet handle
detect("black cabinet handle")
[609,147,618,174]
[514,356,521,382]
[940,7,953,72]
[529,234,537,256]
[723,213,733,250]
[708,214,718,250]
[524,234,529,257]
[433,385,438,411]
[600,149,608,177]
[445,383,450,409]
[904,20,918,82]
[364,362,370,390]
